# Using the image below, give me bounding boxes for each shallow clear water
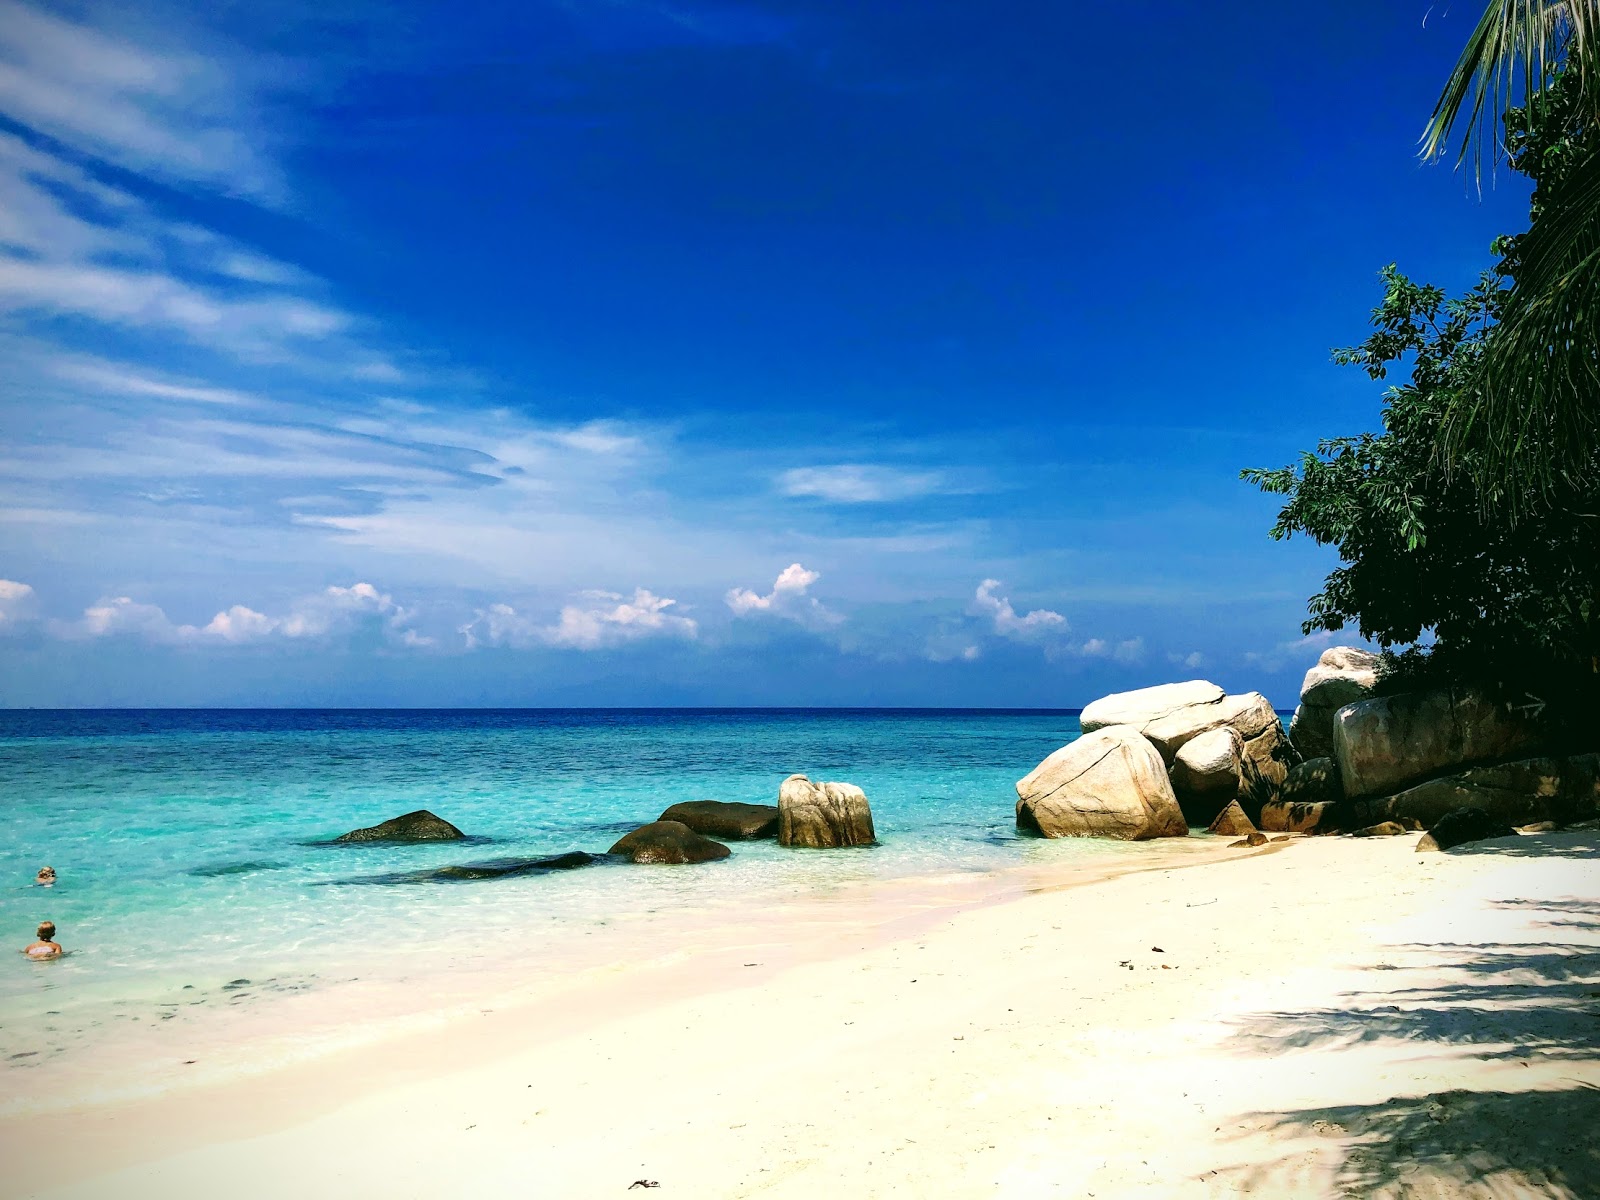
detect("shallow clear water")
[0,707,1176,1095]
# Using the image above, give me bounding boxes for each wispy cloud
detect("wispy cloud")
[726,562,842,629]
[778,463,948,504]
[0,0,283,199]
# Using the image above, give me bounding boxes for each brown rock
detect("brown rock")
[1516,820,1559,833]
[1207,799,1256,838]
[1229,831,1269,848]
[608,821,732,864]
[1259,799,1341,835]
[658,800,779,840]
[1414,807,1517,852]
[1362,753,1600,829]
[334,809,465,843]
[1351,822,1407,837]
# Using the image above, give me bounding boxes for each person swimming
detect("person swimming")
[35,866,56,887]
[23,922,62,961]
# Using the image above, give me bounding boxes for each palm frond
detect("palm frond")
[1422,0,1598,172]
[1442,146,1600,508]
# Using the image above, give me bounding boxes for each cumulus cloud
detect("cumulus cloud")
[973,579,1067,641]
[778,464,946,504]
[462,588,698,651]
[51,581,430,646]
[1167,650,1205,669]
[726,563,842,629]
[0,578,38,629]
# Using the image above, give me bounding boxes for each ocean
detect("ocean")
[0,708,1211,1107]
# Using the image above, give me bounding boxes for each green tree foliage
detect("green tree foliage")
[1244,75,1599,721]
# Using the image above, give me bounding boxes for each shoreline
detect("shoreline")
[8,829,1598,1197]
[0,834,1236,1125]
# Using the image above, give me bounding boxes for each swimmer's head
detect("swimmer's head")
[37,922,55,941]
[36,866,55,882]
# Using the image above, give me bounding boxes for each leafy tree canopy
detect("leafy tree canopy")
[1244,68,1599,724]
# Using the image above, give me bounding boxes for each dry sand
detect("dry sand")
[4,830,1598,1199]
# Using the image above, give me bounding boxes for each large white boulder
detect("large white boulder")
[1080,681,1224,736]
[1016,726,1188,841]
[1171,727,1242,796]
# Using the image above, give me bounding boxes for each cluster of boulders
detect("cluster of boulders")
[327,773,876,877]
[1017,680,1298,840]
[1018,645,1599,853]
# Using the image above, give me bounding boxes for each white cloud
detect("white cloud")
[726,562,842,629]
[1167,650,1205,669]
[51,581,430,647]
[778,463,946,503]
[1081,635,1146,664]
[973,579,1067,641]
[463,589,698,651]
[0,578,37,628]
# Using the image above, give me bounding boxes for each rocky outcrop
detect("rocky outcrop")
[1258,799,1340,835]
[777,776,876,848]
[1280,757,1341,806]
[1081,681,1299,823]
[658,801,780,840]
[1333,689,1546,800]
[1416,807,1517,852]
[1360,753,1600,830]
[1016,726,1188,840]
[1289,647,1380,759]
[334,809,465,843]
[1351,822,1407,838]
[1230,831,1269,848]
[608,821,732,864]
[1206,799,1255,837]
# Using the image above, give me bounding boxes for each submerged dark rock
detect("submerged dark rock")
[609,821,731,864]
[333,809,465,843]
[658,800,780,840]
[335,851,599,885]
[188,860,288,877]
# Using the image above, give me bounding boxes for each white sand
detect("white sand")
[5,831,1598,1199]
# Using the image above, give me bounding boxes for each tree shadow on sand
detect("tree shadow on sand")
[1216,895,1600,1197]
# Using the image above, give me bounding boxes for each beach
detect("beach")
[5,827,1597,1199]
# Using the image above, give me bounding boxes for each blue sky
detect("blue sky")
[0,0,1530,708]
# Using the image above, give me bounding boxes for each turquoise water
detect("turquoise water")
[1,708,1165,1091]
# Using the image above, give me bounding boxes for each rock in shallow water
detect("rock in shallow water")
[1016,726,1188,841]
[609,821,732,864]
[334,809,465,843]
[658,800,780,840]
[777,775,876,848]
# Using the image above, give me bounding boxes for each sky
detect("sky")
[0,0,1533,708]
